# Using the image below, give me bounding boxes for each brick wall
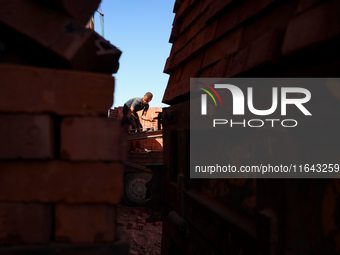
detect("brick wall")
[0,1,128,254]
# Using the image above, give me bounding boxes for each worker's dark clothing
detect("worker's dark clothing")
[123,97,149,131]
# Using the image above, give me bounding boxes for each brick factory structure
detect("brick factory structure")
[1,0,340,255]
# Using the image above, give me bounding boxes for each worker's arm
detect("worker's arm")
[141,110,156,122]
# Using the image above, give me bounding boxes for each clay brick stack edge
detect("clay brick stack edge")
[163,0,340,104]
[0,1,128,254]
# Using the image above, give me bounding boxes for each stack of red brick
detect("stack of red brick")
[0,0,128,254]
[109,107,163,151]
[109,107,124,119]
[160,0,340,254]
[163,0,340,104]
[135,107,163,151]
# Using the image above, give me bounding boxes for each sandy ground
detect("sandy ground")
[117,205,162,255]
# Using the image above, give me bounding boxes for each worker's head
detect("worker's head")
[143,92,153,105]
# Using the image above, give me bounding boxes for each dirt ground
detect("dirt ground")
[117,205,162,255]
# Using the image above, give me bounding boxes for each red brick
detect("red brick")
[172,79,187,100]
[164,77,181,103]
[170,30,189,54]
[127,222,133,230]
[0,0,96,71]
[226,46,250,77]
[180,1,202,34]
[163,67,183,103]
[214,0,277,39]
[190,20,218,55]
[179,53,204,96]
[210,57,229,77]
[199,0,214,13]
[202,27,243,69]
[206,0,236,24]
[180,53,204,80]
[175,0,191,21]
[240,1,296,48]
[92,31,122,74]
[282,0,340,56]
[245,29,284,70]
[164,56,175,74]
[171,22,217,71]
[169,19,182,43]
[0,114,54,160]
[171,43,192,70]
[60,118,126,161]
[0,64,114,116]
[137,224,144,230]
[199,65,214,77]
[0,161,123,204]
[0,203,52,245]
[55,204,115,244]
[186,8,211,42]
[173,0,185,13]
[295,0,324,14]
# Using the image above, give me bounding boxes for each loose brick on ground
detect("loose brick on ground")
[60,118,126,161]
[0,114,54,160]
[0,64,114,116]
[55,204,115,244]
[0,161,123,204]
[0,203,52,245]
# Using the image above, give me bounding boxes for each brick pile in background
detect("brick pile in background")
[109,106,161,129]
[136,107,162,151]
[0,0,128,254]
[163,0,340,104]
[109,107,163,152]
[109,107,124,119]
[136,106,162,130]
